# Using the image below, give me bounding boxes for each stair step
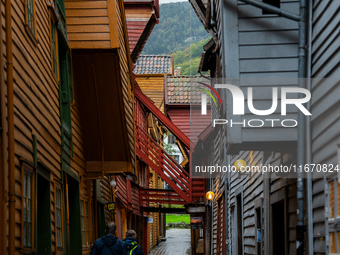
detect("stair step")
[192,187,205,191]
[193,193,205,197]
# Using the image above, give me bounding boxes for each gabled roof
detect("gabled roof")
[165,76,211,105]
[134,55,172,74]
[124,0,159,62]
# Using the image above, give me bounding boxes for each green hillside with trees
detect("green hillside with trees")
[142,2,210,75]
[142,2,208,54]
[173,37,211,75]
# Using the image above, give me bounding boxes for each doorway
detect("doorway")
[65,174,82,255]
[37,173,51,254]
[272,200,285,255]
[236,194,243,255]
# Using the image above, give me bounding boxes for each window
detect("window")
[55,0,66,20]
[236,194,243,255]
[23,170,33,248]
[80,200,90,247]
[168,134,176,144]
[255,207,262,255]
[50,19,59,78]
[328,179,340,253]
[262,0,280,15]
[91,205,94,244]
[25,0,36,36]
[55,186,63,249]
[85,202,89,245]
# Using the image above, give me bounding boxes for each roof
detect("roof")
[134,55,172,74]
[165,76,211,105]
[124,1,159,63]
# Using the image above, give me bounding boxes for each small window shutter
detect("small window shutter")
[55,0,66,18]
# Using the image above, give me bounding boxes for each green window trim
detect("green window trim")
[56,187,63,249]
[85,201,89,246]
[51,20,58,78]
[80,200,86,247]
[26,0,35,36]
[23,170,33,248]
[55,0,66,19]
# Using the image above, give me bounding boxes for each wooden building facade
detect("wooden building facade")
[133,54,173,252]
[310,1,340,254]
[0,0,157,254]
[190,0,340,254]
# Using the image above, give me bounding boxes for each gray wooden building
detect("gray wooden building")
[190,0,340,254]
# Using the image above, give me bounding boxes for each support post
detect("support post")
[296,0,307,254]
[306,0,314,254]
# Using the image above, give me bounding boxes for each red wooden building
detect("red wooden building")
[165,76,212,145]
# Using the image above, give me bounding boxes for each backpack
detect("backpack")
[125,241,138,255]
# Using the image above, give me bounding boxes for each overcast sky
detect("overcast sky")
[159,0,186,4]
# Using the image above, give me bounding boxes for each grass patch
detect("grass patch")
[166,214,190,224]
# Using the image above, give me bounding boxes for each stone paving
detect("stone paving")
[148,228,191,255]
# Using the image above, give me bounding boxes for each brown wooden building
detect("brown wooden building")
[0,0,207,254]
[0,0,154,254]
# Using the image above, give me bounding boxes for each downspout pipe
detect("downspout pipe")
[296,0,307,254]
[5,0,15,254]
[306,0,313,254]
[239,0,301,21]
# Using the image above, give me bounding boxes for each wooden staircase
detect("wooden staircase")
[135,124,205,204]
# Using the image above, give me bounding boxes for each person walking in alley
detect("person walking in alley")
[123,230,144,255]
[90,222,127,255]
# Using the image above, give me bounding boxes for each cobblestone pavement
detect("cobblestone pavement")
[149,229,191,255]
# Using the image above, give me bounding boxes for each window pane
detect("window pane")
[23,171,33,248]
[27,223,32,246]
[26,0,35,34]
[81,201,85,246]
[51,21,58,77]
[56,187,63,248]
[329,181,335,218]
[85,202,89,245]
[330,232,335,253]
[91,205,94,244]
[337,232,340,253]
[337,182,340,217]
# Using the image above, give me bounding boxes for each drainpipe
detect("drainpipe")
[296,0,307,254]
[224,153,230,255]
[5,0,15,254]
[306,0,313,254]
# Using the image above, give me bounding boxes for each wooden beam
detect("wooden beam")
[141,207,186,214]
[86,161,132,173]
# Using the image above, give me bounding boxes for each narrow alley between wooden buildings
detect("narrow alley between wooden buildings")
[149,229,191,255]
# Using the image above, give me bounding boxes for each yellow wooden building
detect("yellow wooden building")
[133,54,176,252]
[134,54,174,114]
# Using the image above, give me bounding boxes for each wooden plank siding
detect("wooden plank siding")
[136,75,165,113]
[116,0,136,170]
[1,0,136,253]
[212,0,300,154]
[1,0,62,253]
[65,0,120,49]
[225,151,297,255]
[311,1,340,254]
